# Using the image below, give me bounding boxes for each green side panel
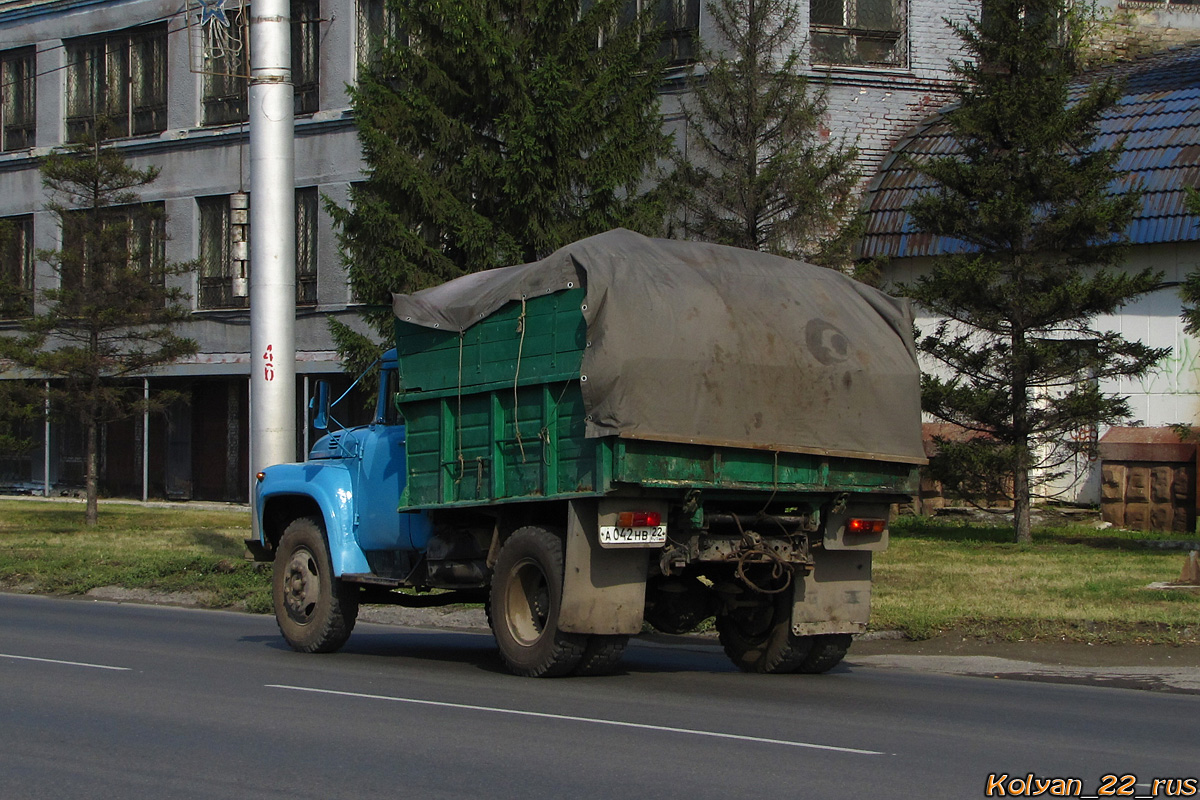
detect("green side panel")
[552,385,597,494]
[401,401,443,506]
[398,380,603,508]
[394,287,587,395]
[612,439,919,494]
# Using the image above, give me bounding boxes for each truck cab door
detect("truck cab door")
[353,369,430,552]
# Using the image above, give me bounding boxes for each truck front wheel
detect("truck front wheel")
[489,526,586,677]
[273,516,359,654]
[716,596,813,674]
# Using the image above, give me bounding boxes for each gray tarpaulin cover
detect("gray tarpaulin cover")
[393,229,925,464]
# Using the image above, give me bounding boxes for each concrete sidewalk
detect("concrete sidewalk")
[849,632,1200,694]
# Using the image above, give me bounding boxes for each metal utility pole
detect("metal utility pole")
[249,0,296,484]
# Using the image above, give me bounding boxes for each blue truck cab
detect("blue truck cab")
[251,349,438,579]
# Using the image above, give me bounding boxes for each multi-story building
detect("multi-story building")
[0,0,992,501]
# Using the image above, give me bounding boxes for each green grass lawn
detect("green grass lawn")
[875,515,1200,644]
[0,499,1196,645]
[0,499,271,613]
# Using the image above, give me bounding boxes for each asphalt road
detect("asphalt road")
[1,593,1196,800]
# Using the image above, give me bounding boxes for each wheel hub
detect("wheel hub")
[283,547,320,625]
[505,557,550,646]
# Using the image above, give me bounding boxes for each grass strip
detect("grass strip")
[0,499,1197,645]
[876,516,1200,644]
[0,499,270,613]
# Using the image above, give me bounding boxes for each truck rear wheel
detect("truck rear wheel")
[795,633,852,674]
[573,635,629,676]
[489,526,586,677]
[273,516,359,654]
[716,597,813,674]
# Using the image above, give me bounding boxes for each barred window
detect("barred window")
[296,187,318,306]
[198,191,316,309]
[65,25,167,142]
[0,215,33,319]
[125,204,166,278]
[652,0,700,66]
[61,204,165,295]
[293,0,321,115]
[810,0,906,67]
[356,0,403,67]
[1,48,35,151]
[202,7,249,126]
[586,0,700,67]
[202,2,320,124]
[197,195,248,309]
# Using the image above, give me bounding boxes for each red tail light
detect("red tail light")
[618,511,662,527]
[847,518,886,534]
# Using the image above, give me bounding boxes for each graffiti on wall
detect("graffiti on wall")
[1135,335,1200,396]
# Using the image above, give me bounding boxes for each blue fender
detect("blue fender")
[255,461,370,576]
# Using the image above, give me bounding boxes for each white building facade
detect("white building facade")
[0,0,987,501]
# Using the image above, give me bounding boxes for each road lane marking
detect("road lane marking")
[267,684,885,755]
[0,653,132,671]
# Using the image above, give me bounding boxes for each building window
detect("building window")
[357,0,403,67]
[293,0,321,115]
[61,204,165,296]
[202,2,319,124]
[202,7,249,126]
[1,48,35,151]
[65,25,167,142]
[295,187,318,306]
[810,0,906,67]
[652,0,700,66]
[197,195,248,309]
[595,0,700,66]
[197,191,314,308]
[0,215,33,319]
[126,204,166,278]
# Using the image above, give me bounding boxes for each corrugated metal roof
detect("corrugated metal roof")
[860,45,1200,259]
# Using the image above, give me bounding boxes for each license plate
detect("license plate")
[598,525,668,548]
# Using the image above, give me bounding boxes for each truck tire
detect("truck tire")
[489,526,586,678]
[716,597,813,674]
[795,633,852,674]
[273,516,359,654]
[573,635,629,677]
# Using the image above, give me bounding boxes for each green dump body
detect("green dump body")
[394,288,920,511]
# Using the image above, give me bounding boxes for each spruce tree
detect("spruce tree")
[329,0,673,372]
[670,0,860,265]
[902,0,1166,543]
[0,126,197,524]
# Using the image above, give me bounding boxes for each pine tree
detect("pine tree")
[902,0,1166,543]
[0,382,37,467]
[329,0,673,373]
[0,126,197,524]
[670,0,860,265]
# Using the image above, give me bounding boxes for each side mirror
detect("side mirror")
[311,380,330,431]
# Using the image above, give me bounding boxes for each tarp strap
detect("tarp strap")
[514,298,528,463]
[455,332,465,485]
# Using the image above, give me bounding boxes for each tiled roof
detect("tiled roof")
[859,45,1200,259]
